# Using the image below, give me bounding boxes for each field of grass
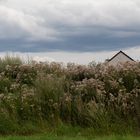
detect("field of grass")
[0,56,139,137]
[0,135,139,140]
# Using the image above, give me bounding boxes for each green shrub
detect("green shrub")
[0,56,139,135]
[0,55,22,72]
[35,73,65,124]
[0,112,18,134]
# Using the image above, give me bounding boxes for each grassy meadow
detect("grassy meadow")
[0,135,140,140]
[0,56,139,139]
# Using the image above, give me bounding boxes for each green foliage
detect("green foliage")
[35,74,65,123]
[0,112,18,134]
[0,55,22,72]
[0,135,139,140]
[0,56,139,135]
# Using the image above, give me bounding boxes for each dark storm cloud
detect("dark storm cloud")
[1,27,140,52]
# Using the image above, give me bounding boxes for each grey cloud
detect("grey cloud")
[0,0,140,52]
[1,27,140,53]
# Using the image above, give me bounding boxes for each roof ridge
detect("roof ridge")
[108,50,134,62]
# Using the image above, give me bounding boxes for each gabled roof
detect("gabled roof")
[108,51,134,62]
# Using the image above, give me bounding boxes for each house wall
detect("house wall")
[108,53,133,66]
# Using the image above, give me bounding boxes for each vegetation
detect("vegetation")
[0,56,139,137]
[0,135,140,140]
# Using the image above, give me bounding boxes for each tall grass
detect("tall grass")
[0,55,22,71]
[35,73,65,124]
[0,135,140,140]
[0,56,139,135]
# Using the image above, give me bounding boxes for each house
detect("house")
[107,51,134,66]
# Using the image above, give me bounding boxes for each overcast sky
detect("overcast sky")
[0,0,140,64]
